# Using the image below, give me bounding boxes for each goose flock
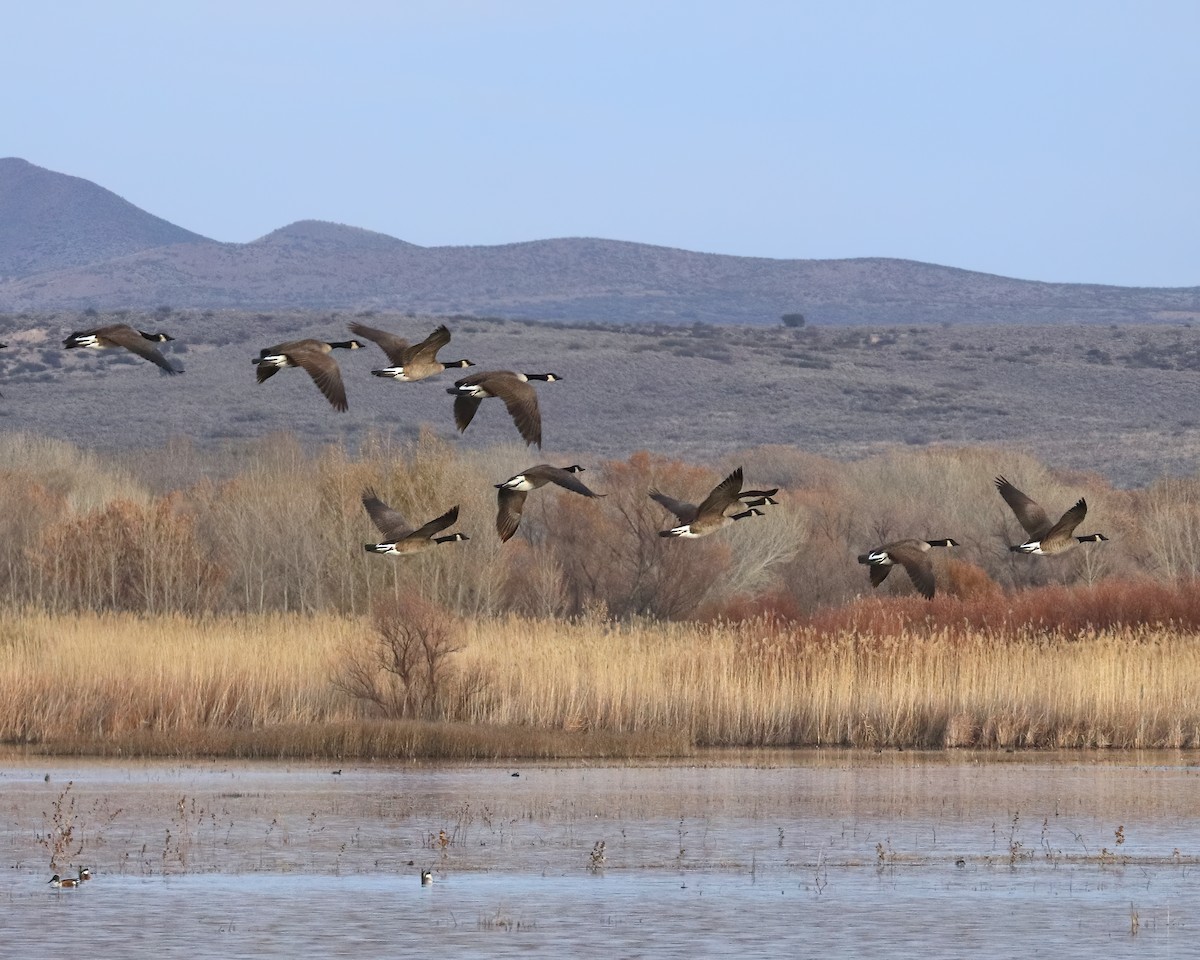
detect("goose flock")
[41,318,1110,600]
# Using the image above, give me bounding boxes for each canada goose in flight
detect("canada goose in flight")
[994,476,1109,555]
[657,467,766,538]
[857,539,958,600]
[651,479,779,526]
[63,324,180,374]
[446,371,560,447]
[494,464,605,542]
[361,489,468,555]
[252,339,363,412]
[351,322,474,382]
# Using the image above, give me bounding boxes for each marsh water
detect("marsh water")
[2,751,1197,957]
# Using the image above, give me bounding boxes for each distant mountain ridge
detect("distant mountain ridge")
[0,157,210,280]
[1,158,1197,325]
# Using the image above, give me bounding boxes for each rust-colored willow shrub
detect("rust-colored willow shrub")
[799,578,1200,640]
[35,494,225,613]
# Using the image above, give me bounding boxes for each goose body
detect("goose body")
[354,323,473,382]
[252,339,363,411]
[994,476,1109,555]
[857,538,958,599]
[63,324,179,374]
[361,489,468,555]
[494,464,604,542]
[420,869,433,886]
[657,467,767,538]
[651,482,778,526]
[447,371,560,448]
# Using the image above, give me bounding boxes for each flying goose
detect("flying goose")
[651,479,778,526]
[657,467,766,538]
[857,539,958,599]
[361,489,468,555]
[63,324,180,374]
[494,464,605,542]
[252,339,363,412]
[446,371,560,448]
[994,476,1109,555]
[352,322,474,382]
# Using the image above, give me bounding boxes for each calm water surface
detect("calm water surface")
[2,751,1197,957]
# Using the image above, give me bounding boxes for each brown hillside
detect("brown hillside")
[2,309,1199,488]
[0,158,211,280]
[1,159,1197,325]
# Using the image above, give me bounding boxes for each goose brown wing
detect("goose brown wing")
[94,323,142,343]
[407,325,452,363]
[994,476,1051,538]
[492,379,542,447]
[291,349,349,411]
[545,467,602,498]
[869,564,892,588]
[349,323,410,364]
[695,467,745,519]
[102,325,179,374]
[496,488,529,542]
[453,395,483,432]
[127,342,178,374]
[649,490,698,524]
[362,489,411,539]
[261,339,313,356]
[1041,498,1087,548]
[453,370,489,389]
[889,543,937,600]
[409,505,460,541]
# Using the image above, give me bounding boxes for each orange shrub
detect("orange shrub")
[799,578,1200,640]
[35,494,225,613]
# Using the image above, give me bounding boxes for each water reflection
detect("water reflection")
[2,752,1196,957]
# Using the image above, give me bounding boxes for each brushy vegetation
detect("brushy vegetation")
[0,428,1182,618]
[5,430,1200,756]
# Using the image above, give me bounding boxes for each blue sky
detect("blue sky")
[5,1,1197,286]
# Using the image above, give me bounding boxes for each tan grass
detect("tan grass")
[3,609,1199,756]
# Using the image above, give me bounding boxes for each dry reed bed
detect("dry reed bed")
[3,609,1199,755]
[459,616,1200,749]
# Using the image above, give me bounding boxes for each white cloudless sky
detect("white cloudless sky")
[4,0,1197,286]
